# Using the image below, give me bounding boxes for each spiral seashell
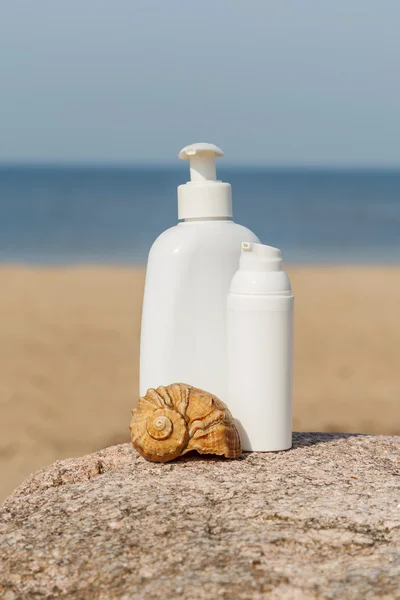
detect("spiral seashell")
[130,383,242,462]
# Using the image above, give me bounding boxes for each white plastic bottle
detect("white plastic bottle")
[227,242,294,451]
[140,143,259,398]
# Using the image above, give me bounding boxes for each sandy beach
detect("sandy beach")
[1,265,399,500]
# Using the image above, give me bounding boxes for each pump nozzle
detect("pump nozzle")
[179,143,224,182]
[229,242,291,295]
[241,242,282,272]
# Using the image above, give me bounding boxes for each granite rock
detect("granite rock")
[1,433,400,599]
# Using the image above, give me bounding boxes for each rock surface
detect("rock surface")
[1,433,400,600]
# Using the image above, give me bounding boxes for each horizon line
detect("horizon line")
[1,160,400,171]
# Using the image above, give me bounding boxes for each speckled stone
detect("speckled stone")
[1,433,400,599]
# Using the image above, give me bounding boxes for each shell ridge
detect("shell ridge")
[155,386,175,408]
[177,384,191,419]
[145,388,166,409]
[188,414,225,439]
[139,396,160,410]
[187,404,217,426]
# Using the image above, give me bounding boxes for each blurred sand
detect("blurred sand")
[1,265,399,500]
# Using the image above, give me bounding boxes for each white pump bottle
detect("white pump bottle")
[139,143,259,399]
[227,242,294,451]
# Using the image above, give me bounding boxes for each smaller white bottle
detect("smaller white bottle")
[227,242,294,451]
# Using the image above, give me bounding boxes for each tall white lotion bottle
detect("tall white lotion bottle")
[140,143,259,398]
[227,242,294,451]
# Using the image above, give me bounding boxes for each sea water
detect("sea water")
[0,165,399,264]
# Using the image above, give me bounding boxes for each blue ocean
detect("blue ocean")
[0,165,399,264]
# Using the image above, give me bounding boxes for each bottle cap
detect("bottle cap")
[177,143,232,220]
[229,242,292,295]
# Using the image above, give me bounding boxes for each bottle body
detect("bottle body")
[140,220,259,399]
[227,292,293,451]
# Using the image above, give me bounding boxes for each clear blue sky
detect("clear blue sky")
[1,1,399,165]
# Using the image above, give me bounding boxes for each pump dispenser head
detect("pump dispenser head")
[240,242,283,272]
[178,142,232,220]
[230,242,292,295]
[179,143,223,182]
